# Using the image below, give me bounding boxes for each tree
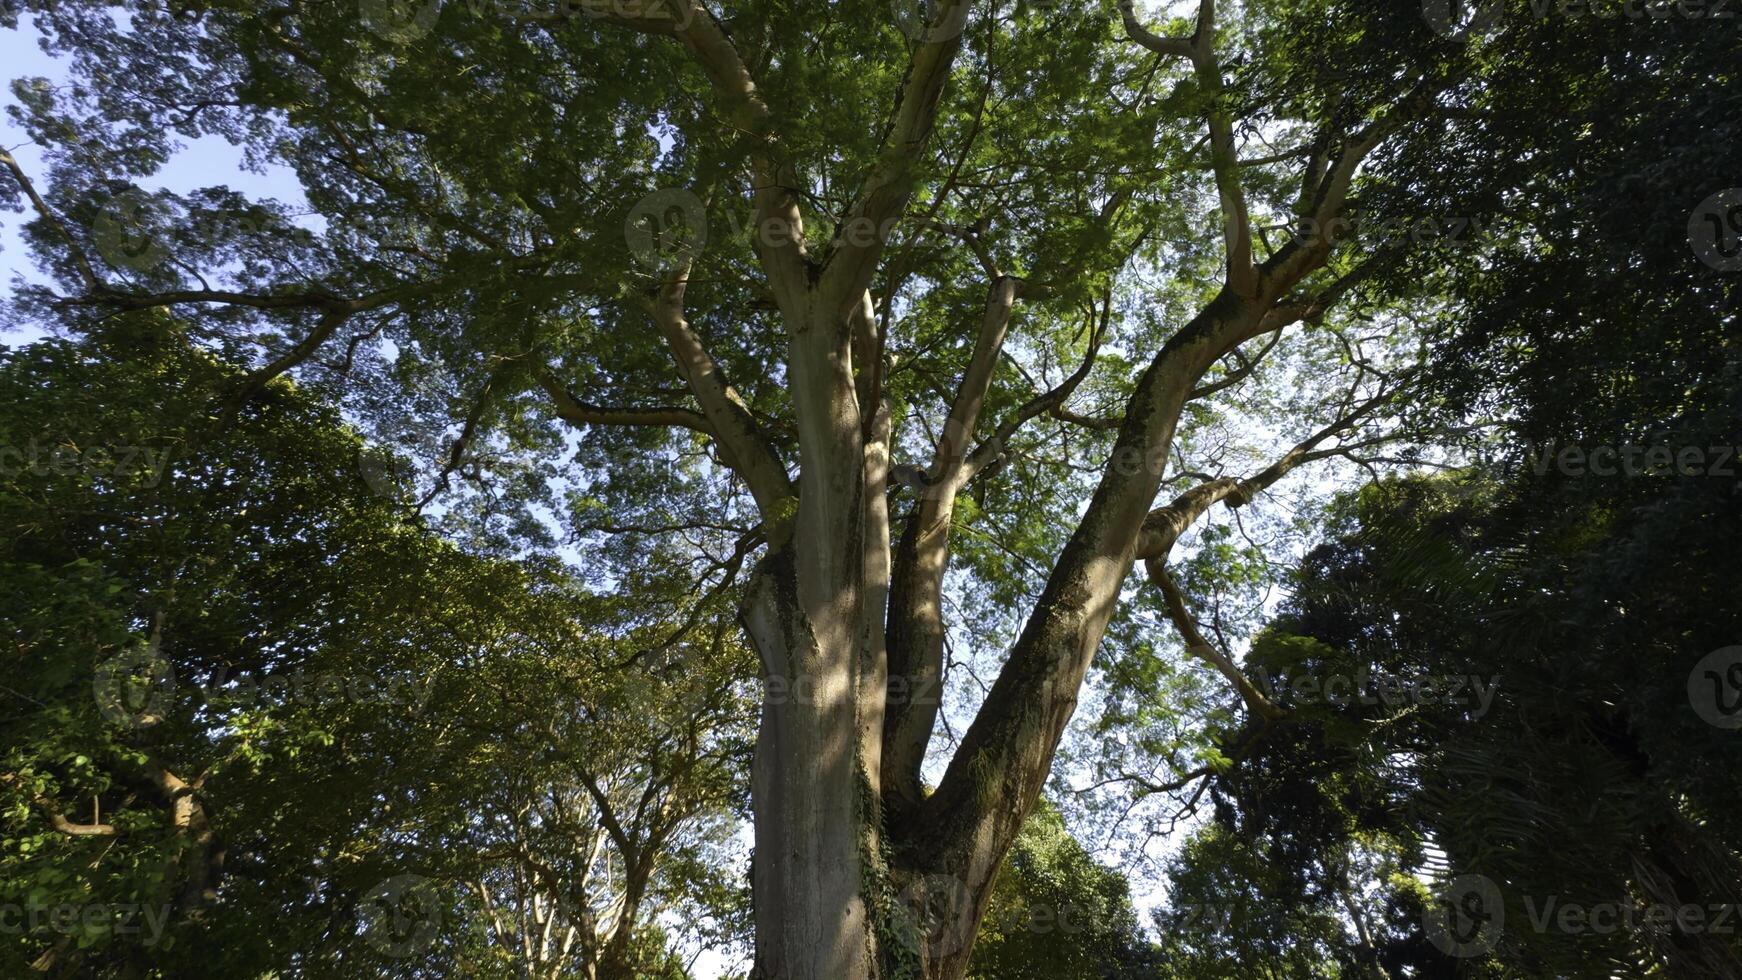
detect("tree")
[0,314,446,976]
[966,800,1158,980]
[1154,9,1742,975]
[1153,822,1412,980]
[420,612,755,980]
[0,317,748,977]
[0,1,1614,976]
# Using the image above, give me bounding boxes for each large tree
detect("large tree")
[3,1,1568,976]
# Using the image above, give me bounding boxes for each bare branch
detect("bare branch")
[0,149,102,290]
[535,364,714,434]
[418,357,523,508]
[1189,328,1283,401]
[929,276,1022,484]
[1147,562,1284,720]
[967,292,1112,473]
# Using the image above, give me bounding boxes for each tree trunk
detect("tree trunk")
[744,549,999,980]
[743,551,885,980]
[739,295,1275,980]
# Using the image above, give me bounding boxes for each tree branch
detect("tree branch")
[535,363,714,434]
[639,263,794,513]
[1146,562,1284,720]
[883,274,1024,806]
[816,0,975,320]
[0,149,101,290]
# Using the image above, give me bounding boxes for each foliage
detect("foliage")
[0,318,745,977]
[0,0,1736,976]
[966,801,1159,980]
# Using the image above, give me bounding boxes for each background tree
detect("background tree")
[965,799,1159,980]
[1154,9,1742,977]
[0,317,747,977]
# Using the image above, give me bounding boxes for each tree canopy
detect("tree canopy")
[2,0,1738,977]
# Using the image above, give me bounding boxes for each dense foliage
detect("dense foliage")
[1156,10,1742,978]
[1,0,1737,977]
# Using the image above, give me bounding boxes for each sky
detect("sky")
[1,11,309,346]
[1,14,63,330]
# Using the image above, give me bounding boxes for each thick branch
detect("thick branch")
[1261,83,1443,295]
[815,0,974,319]
[1117,0,1195,60]
[638,261,794,513]
[1121,0,1253,292]
[1147,562,1284,720]
[10,784,119,837]
[917,291,1254,886]
[1136,379,1405,560]
[883,275,1022,807]
[535,364,714,434]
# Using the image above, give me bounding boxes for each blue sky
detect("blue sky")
[1,12,308,345]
